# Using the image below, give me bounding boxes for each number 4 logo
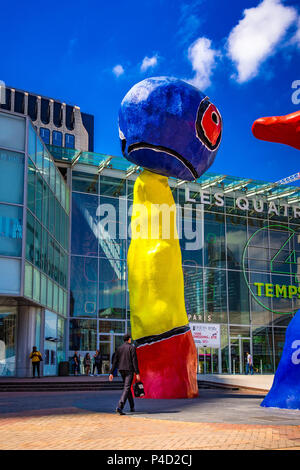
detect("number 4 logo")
[271,230,300,284]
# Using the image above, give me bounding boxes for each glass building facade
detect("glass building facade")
[2,106,300,377]
[0,109,70,376]
[64,149,300,376]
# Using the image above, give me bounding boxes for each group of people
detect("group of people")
[72,350,103,376]
[28,334,141,415]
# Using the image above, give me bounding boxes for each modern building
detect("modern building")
[1,101,300,378]
[0,108,70,377]
[0,86,94,153]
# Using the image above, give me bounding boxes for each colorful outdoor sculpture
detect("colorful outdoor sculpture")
[119,77,222,398]
[252,110,300,409]
[252,110,300,151]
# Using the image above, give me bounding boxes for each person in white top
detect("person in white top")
[246,352,254,375]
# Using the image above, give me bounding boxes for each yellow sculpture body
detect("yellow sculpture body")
[128,170,198,398]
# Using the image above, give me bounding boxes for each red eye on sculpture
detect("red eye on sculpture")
[196,99,222,151]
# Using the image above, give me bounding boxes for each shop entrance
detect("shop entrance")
[230,337,251,374]
[197,346,220,374]
[98,333,123,374]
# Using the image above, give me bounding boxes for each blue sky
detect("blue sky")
[1,0,300,183]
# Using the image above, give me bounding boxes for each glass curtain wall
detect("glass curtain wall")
[69,165,300,375]
[24,122,69,317]
[70,170,128,369]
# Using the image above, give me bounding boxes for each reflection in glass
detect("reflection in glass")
[228,270,250,324]
[70,256,98,318]
[226,216,247,269]
[100,175,126,197]
[0,149,24,204]
[71,192,99,256]
[252,325,274,373]
[72,171,98,194]
[0,307,16,376]
[204,212,226,268]
[184,265,204,321]
[273,327,287,369]
[69,319,97,351]
[0,204,23,257]
[99,258,126,319]
[204,268,227,323]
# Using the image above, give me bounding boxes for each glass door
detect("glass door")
[98,333,123,374]
[241,338,251,374]
[230,337,251,374]
[230,338,240,374]
[197,346,220,374]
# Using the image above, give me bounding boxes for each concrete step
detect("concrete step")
[0,380,236,393]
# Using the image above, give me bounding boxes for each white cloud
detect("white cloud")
[187,37,220,90]
[227,0,298,83]
[140,55,158,72]
[112,64,125,77]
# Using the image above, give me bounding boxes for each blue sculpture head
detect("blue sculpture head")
[119,77,222,181]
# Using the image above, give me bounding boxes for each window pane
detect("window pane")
[41,274,47,306]
[184,265,204,322]
[35,174,43,221]
[24,262,33,298]
[69,319,97,351]
[204,212,226,268]
[226,216,247,270]
[72,171,98,194]
[0,113,25,152]
[27,159,36,213]
[0,149,24,204]
[204,268,227,323]
[99,258,126,319]
[71,192,99,256]
[39,127,50,145]
[99,320,125,333]
[34,220,42,269]
[36,138,43,172]
[0,204,23,256]
[228,270,250,324]
[0,307,17,376]
[52,131,62,147]
[0,259,21,294]
[33,267,40,302]
[252,325,274,373]
[65,133,75,149]
[70,256,97,318]
[100,175,125,197]
[25,210,34,263]
[28,123,36,163]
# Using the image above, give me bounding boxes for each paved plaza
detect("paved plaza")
[1,385,300,450]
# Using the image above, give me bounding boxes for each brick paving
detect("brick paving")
[1,405,300,450]
[1,388,300,451]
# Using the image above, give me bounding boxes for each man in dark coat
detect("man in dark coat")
[109,333,140,415]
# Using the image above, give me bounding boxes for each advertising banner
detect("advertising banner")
[190,323,221,348]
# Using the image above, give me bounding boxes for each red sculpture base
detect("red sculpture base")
[135,330,198,399]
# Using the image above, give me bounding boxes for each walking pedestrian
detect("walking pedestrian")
[109,333,140,415]
[93,350,102,376]
[84,352,91,375]
[29,346,43,378]
[246,351,254,375]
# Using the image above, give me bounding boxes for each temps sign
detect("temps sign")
[190,323,221,348]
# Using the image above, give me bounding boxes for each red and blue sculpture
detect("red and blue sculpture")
[119,77,222,398]
[253,110,300,409]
